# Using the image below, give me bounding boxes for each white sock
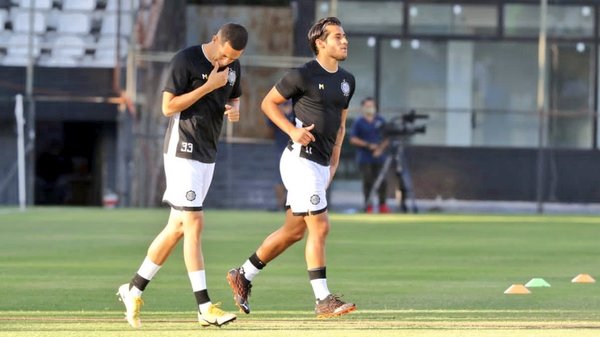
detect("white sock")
[188,270,212,312]
[310,278,330,301]
[188,270,208,292]
[199,302,212,314]
[130,286,143,297]
[241,260,260,281]
[131,257,161,297]
[138,257,162,280]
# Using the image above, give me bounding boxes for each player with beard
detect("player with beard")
[117,23,247,328]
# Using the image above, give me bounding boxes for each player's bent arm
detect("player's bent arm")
[162,85,214,117]
[329,109,348,185]
[162,63,230,117]
[378,137,390,151]
[350,136,371,148]
[261,87,297,136]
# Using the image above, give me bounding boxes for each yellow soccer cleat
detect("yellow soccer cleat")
[116,283,143,328]
[198,302,237,327]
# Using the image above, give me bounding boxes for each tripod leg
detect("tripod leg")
[396,146,417,213]
[397,173,408,213]
[368,156,392,210]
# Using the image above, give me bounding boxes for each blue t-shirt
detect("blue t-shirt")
[350,115,387,164]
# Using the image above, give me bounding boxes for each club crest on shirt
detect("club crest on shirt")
[228,70,236,86]
[186,190,196,201]
[340,80,350,96]
[310,194,320,205]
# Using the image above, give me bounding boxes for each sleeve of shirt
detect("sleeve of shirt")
[344,73,356,109]
[163,50,189,95]
[230,61,242,99]
[275,68,303,99]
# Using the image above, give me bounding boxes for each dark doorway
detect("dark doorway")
[35,121,105,205]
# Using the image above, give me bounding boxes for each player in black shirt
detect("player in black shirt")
[117,23,247,328]
[228,17,357,318]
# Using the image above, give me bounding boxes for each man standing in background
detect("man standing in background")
[350,97,390,213]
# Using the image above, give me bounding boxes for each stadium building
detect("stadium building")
[1,0,600,210]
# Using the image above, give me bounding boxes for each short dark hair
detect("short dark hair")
[307,17,342,55]
[219,23,248,51]
[361,97,375,106]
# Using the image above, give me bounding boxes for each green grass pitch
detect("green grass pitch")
[1,207,600,336]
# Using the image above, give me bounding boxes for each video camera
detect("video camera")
[384,109,429,137]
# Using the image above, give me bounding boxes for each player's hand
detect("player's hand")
[224,104,239,122]
[373,147,383,158]
[290,124,315,146]
[205,63,229,91]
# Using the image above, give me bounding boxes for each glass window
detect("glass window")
[409,3,497,35]
[379,38,448,145]
[472,41,539,147]
[504,4,594,37]
[472,41,594,148]
[547,43,594,148]
[316,0,403,34]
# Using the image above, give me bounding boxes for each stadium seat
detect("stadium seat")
[106,0,139,12]
[93,35,128,67]
[2,33,40,66]
[62,0,97,11]
[56,12,91,34]
[53,35,85,56]
[16,0,52,10]
[12,10,46,33]
[100,13,133,36]
[0,9,7,31]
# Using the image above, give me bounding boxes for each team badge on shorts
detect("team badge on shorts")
[186,190,196,201]
[228,70,237,86]
[310,194,321,205]
[340,79,350,97]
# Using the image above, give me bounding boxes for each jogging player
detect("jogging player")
[227,17,357,318]
[117,23,247,328]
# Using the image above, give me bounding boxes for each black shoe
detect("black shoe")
[226,268,252,314]
[315,294,356,318]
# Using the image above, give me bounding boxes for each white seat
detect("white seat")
[40,55,78,67]
[3,33,40,66]
[12,10,46,33]
[6,33,41,55]
[106,0,139,11]
[38,36,86,67]
[63,0,96,11]
[17,0,53,10]
[56,13,91,34]
[53,35,85,57]
[0,9,8,31]
[100,13,132,36]
[93,35,128,67]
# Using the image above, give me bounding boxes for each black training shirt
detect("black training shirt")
[163,45,242,163]
[276,60,355,166]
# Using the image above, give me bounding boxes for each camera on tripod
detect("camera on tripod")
[384,109,429,137]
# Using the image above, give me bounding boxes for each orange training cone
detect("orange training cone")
[571,274,596,283]
[504,284,531,294]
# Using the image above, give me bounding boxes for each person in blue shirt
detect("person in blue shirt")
[350,97,390,213]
